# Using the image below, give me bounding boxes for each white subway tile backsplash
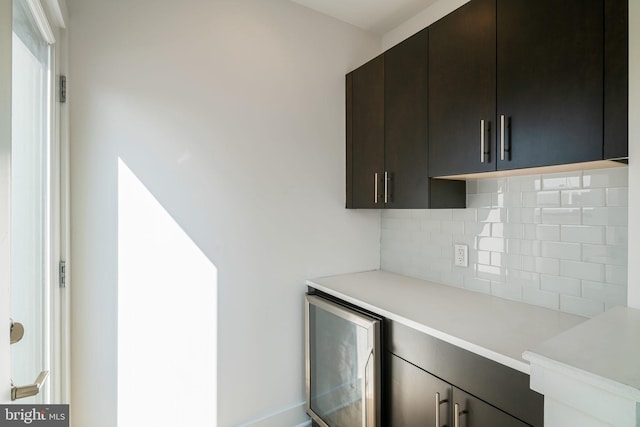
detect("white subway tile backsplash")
[477,208,507,223]
[508,175,542,192]
[535,257,561,275]
[536,224,561,241]
[523,190,560,207]
[561,188,606,207]
[560,260,605,282]
[582,167,628,188]
[517,240,542,257]
[453,208,477,222]
[582,244,627,266]
[477,250,491,265]
[541,208,582,225]
[559,295,605,317]
[491,223,524,239]
[420,219,441,233]
[466,180,479,194]
[492,192,522,208]
[606,226,628,246]
[542,173,581,190]
[541,241,581,260]
[477,236,505,252]
[520,208,542,224]
[606,264,628,286]
[606,187,628,207]
[582,281,626,306]
[464,276,492,293]
[430,209,453,221]
[582,206,628,226]
[441,220,465,235]
[523,287,560,310]
[541,275,581,296]
[380,167,628,318]
[441,271,465,287]
[491,281,523,301]
[478,178,507,194]
[506,269,540,288]
[560,225,606,244]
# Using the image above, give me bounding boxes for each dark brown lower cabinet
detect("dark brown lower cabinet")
[390,354,450,426]
[390,353,532,427]
[453,387,529,427]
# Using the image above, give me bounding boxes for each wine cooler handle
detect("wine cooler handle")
[362,347,374,427]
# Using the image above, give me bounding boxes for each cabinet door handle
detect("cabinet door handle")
[500,115,505,161]
[374,173,379,204]
[435,392,448,427]
[384,171,389,204]
[454,403,460,427]
[480,120,485,163]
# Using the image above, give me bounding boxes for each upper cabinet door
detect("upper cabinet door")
[428,0,496,177]
[346,54,385,208]
[385,29,429,208]
[497,0,604,170]
[604,0,629,159]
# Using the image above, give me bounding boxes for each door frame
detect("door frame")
[0,0,13,403]
[0,0,69,404]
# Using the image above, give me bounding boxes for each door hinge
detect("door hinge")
[58,75,66,103]
[59,261,66,288]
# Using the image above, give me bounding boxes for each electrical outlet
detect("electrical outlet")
[454,244,468,267]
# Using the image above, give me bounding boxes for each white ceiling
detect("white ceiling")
[289,0,440,35]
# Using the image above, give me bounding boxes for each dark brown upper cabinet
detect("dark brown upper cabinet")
[346,54,384,208]
[346,29,465,209]
[428,0,497,176]
[428,0,628,177]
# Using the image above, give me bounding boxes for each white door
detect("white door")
[0,0,65,404]
[1,0,15,404]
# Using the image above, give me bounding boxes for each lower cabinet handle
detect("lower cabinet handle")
[435,392,441,427]
[454,403,460,427]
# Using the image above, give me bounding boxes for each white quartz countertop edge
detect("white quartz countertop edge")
[523,350,640,402]
[307,279,532,374]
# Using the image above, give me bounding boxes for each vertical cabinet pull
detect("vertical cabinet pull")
[454,403,460,427]
[384,172,389,204]
[500,115,511,161]
[500,115,506,161]
[374,173,379,204]
[480,120,485,163]
[435,392,448,427]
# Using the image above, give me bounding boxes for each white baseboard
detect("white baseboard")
[235,401,311,427]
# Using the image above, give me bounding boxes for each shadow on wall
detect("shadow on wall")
[117,158,217,426]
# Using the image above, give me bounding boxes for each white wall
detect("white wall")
[66,1,381,426]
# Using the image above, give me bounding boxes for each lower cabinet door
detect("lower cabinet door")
[452,387,530,427]
[389,353,451,427]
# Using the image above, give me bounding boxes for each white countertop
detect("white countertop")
[523,306,640,401]
[306,270,586,374]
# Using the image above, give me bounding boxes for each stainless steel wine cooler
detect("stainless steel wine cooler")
[305,293,381,427]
